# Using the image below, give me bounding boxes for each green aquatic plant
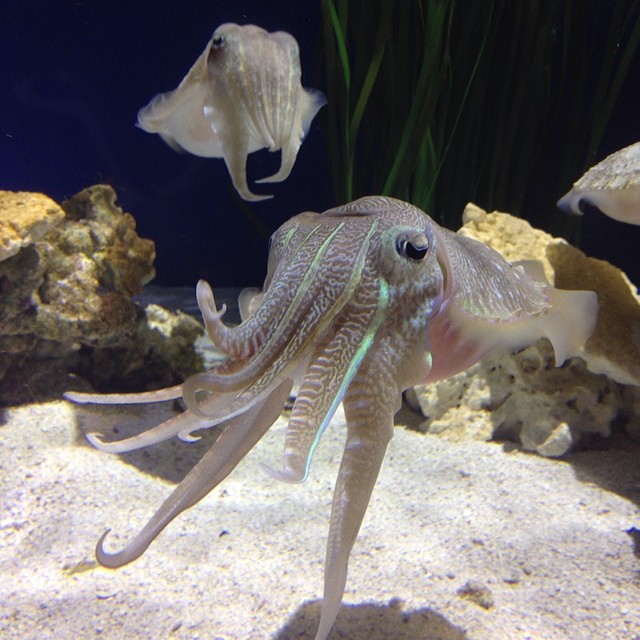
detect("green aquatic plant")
[322,0,462,213]
[321,0,640,236]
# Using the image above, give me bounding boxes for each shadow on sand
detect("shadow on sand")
[274,598,468,640]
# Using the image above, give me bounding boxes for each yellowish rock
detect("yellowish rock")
[0,185,202,404]
[0,191,65,261]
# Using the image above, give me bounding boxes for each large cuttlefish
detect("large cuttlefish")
[66,196,597,640]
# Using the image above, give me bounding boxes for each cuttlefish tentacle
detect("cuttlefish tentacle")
[96,378,293,568]
[264,277,389,484]
[194,224,334,358]
[218,125,269,202]
[255,135,297,184]
[63,384,183,406]
[85,368,292,453]
[315,364,398,640]
[180,346,309,423]
[85,327,312,453]
[86,408,207,453]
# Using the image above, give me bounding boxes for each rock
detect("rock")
[0,191,65,261]
[456,580,494,609]
[412,340,622,456]
[0,185,204,404]
[411,204,640,455]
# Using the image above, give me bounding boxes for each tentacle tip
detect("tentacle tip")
[259,462,306,484]
[195,279,214,306]
[239,189,273,201]
[196,279,227,320]
[95,528,137,569]
[178,431,201,443]
[95,529,113,566]
[86,432,106,449]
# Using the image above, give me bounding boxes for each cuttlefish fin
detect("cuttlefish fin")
[515,260,598,364]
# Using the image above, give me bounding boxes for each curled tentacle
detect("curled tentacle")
[196,279,263,359]
[85,397,213,453]
[193,222,338,361]
[95,378,293,568]
[182,354,304,423]
[86,362,298,453]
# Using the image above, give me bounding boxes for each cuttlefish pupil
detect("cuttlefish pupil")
[396,232,430,261]
[66,195,597,640]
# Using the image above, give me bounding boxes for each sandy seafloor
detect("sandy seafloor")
[2,290,640,640]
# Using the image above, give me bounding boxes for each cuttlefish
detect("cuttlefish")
[557,141,640,224]
[66,196,597,640]
[137,23,326,201]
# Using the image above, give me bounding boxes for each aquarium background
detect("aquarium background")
[2,1,640,287]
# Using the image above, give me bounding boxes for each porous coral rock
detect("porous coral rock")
[411,340,621,457]
[410,204,640,455]
[0,185,203,404]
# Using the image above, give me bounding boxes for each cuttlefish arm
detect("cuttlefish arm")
[95,378,293,568]
[263,275,389,484]
[80,370,290,454]
[255,87,327,185]
[315,360,398,640]
[63,384,183,405]
[207,107,269,202]
[187,221,378,400]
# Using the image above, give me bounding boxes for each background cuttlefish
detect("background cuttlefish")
[137,23,326,202]
[66,196,597,640]
[557,141,640,224]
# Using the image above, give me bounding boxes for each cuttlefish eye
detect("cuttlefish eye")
[212,34,226,49]
[396,232,430,261]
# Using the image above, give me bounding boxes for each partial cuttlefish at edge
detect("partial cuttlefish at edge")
[66,196,598,640]
[557,141,640,224]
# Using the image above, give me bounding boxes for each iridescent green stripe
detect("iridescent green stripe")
[303,271,389,480]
